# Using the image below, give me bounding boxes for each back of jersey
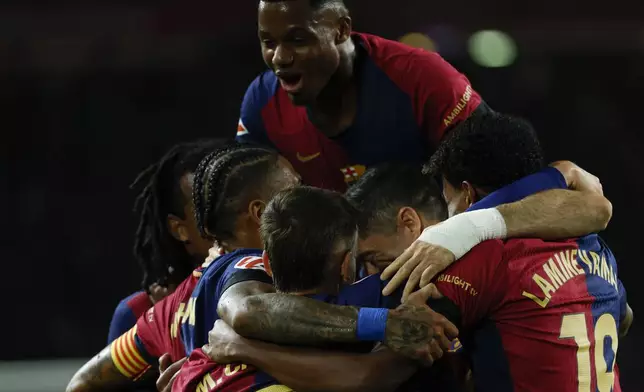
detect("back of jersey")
[484,234,626,392]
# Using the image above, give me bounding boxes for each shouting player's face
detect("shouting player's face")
[258,0,350,105]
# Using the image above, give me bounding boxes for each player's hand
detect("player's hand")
[202,320,245,363]
[381,241,455,301]
[384,299,458,366]
[156,353,186,392]
[405,283,443,304]
[148,283,176,305]
[205,245,226,263]
[550,161,603,195]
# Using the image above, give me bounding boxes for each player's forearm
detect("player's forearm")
[236,340,416,392]
[497,189,612,240]
[228,293,360,345]
[66,347,132,392]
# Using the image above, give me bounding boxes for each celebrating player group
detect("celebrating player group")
[66,0,632,391]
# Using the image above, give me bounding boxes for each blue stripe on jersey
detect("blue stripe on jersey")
[576,234,622,390]
[467,320,514,392]
[332,54,427,165]
[468,167,567,212]
[133,333,157,365]
[237,72,278,147]
[181,249,264,354]
[107,292,141,344]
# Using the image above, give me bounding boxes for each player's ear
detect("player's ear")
[261,251,273,278]
[167,214,189,242]
[248,199,266,225]
[336,16,352,44]
[397,207,423,238]
[461,181,479,208]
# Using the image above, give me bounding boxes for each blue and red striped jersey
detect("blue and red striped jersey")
[108,291,153,344]
[433,234,626,392]
[181,249,271,354]
[236,32,482,191]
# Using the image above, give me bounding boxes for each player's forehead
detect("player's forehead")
[357,233,396,257]
[258,0,315,35]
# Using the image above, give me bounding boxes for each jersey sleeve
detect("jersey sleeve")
[107,292,152,344]
[220,255,273,295]
[134,302,171,360]
[617,279,627,320]
[381,48,483,144]
[236,73,277,148]
[107,299,136,344]
[433,240,506,329]
[109,326,154,380]
[467,167,567,212]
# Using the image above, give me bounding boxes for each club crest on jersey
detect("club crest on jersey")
[234,256,266,271]
[236,119,249,137]
[448,338,463,353]
[340,165,366,185]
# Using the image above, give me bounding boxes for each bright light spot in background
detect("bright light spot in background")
[399,32,436,52]
[468,30,517,67]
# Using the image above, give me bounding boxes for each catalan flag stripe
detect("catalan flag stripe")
[110,326,151,379]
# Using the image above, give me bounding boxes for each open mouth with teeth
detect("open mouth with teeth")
[278,74,304,93]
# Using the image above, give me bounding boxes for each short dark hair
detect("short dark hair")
[131,139,229,289]
[260,0,347,11]
[192,144,282,244]
[425,112,545,193]
[261,186,359,293]
[345,163,447,237]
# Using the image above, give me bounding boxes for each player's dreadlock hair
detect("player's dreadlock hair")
[131,139,228,291]
[425,111,545,194]
[192,144,283,246]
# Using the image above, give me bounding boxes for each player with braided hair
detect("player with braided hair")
[66,143,299,392]
[107,140,228,346]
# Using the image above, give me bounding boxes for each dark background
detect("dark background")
[2,1,642,389]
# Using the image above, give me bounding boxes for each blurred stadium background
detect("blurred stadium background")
[2,1,642,390]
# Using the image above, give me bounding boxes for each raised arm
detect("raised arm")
[217,281,457,361]
[204,320,417,392]
[382,162,613,298]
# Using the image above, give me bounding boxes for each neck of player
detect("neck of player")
[308,39,357,137]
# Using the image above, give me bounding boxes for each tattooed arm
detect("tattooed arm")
[205,320,417,392]
[217,280,457,361]
[66,346,137,392]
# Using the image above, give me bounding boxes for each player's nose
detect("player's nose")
[272,45,294,67]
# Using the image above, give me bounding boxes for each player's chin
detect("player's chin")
[287,90,313,106]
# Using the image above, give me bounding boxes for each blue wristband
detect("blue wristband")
[356,308,389,341]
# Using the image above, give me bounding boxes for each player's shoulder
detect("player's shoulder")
[356,32,465,82]
[223,249,266,273]
[241,70,279,112]
[122,290,152,318]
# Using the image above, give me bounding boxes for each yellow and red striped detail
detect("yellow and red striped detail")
[110,326,151,380]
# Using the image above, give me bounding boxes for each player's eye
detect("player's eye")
[262,39,276,49]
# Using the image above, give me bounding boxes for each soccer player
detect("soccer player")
[66,144,251,392]
[350,114,633,391]
[169,162,596,392]
[174,186,459,392]
[108,140,226,344]
[237,0,486,191]
[180,145,456,360]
